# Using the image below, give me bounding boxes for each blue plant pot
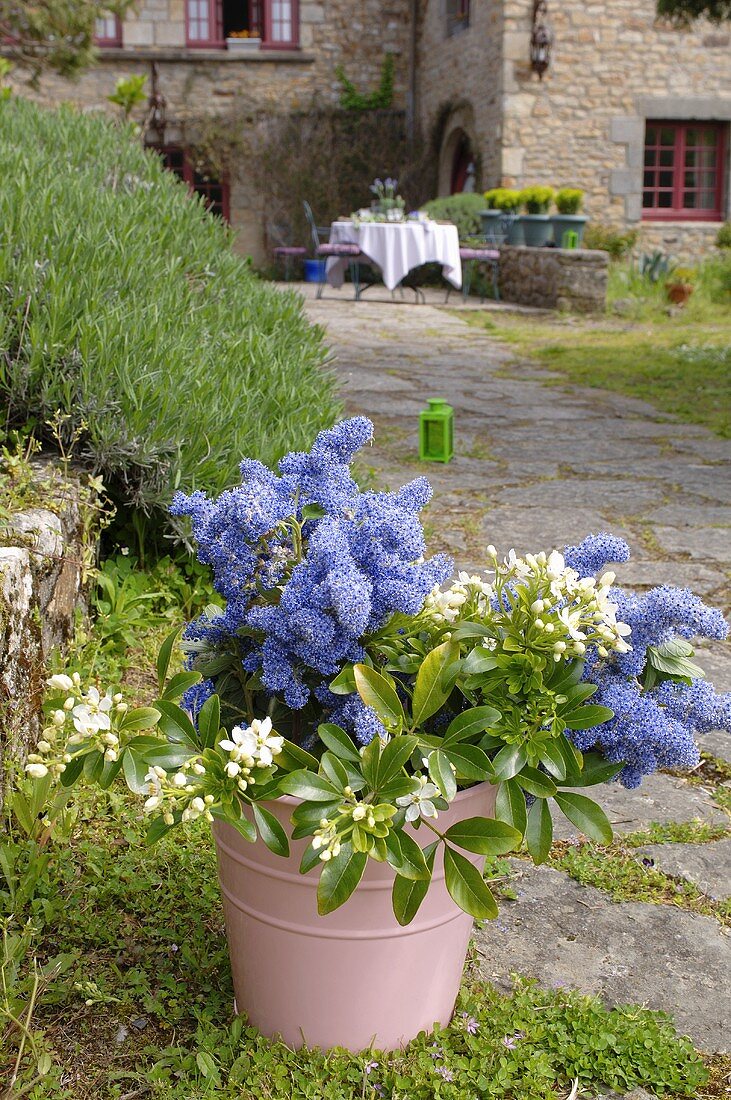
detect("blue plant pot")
[304,259,327,283]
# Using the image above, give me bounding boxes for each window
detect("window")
[186,0,296,48]
[160,147,230,221]
[643,121,727,221]
[94,14,122,46]
[446,0,470,37]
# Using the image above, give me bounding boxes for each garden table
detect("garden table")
[325,219,462,292]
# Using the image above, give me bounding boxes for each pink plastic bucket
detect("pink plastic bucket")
[212,780,497,1051]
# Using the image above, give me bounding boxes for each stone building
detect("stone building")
[8,1,731,262]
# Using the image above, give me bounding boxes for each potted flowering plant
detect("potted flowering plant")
[481,188,523,243]
[518,185,556,247]
[28,419,730,1053]
[552,187,588,247]
[369,177,406,222]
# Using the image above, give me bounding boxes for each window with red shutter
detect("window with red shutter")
[643,121,727,222]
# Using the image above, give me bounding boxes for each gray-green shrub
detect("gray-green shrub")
[0,98,339,531]
[421,193,486,238]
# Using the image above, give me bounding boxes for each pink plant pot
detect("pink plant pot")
[212,780,498,1051]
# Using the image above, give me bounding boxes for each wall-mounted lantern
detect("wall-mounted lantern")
[530,0,553,80]
[419,399,454,463]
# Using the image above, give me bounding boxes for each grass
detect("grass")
[459,260,731,438]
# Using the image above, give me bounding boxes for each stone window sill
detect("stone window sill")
[640,219,724,227]
[96,47,314,63]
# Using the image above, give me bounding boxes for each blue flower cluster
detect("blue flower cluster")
[562,532,631,577]
[564,534,730,787]
[172,418,451,733]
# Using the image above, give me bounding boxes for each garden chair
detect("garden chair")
[303,201,368,300]
[268,221,307,281]
[449,213,515,303]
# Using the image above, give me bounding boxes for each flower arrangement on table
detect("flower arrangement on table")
[351,178,406,224]
[30,418,731,925]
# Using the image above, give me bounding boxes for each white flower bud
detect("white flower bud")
[553,641,566,653]
[163,812,174,825]
[192,763,206,775]
[26,762,49,779]
[154,766,166,779]
[53,710,66,726]
[352,805,367,821]
[486,545,497,557]
[204,794,214,804]
[190,797,205,813]
[531,600,544,614]
[225,761,241,778]
[37,740,52,753]
[72,673,81,686]
[319,849,332,861]
[113,693,123,704]
[116,702,128,713]
[534,618,545,630]
[64,697,75,710]
[173,772,188,787]
[104,749,118,762]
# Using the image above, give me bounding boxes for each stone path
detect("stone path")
[301,285,731,1055]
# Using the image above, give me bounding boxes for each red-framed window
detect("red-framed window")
[186,0,296,48]
[94,14,122,46]
[160,147,230,222]
[643,121,727,221]
[446,0,470,36]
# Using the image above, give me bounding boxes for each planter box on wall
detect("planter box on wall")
[226,37,261,51]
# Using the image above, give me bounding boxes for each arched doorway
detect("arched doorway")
[450,133,475,193]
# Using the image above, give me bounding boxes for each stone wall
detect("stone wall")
[416,0,731,257]
[7,2,412,264]
[0,468,98,809]
[497,246,609,312]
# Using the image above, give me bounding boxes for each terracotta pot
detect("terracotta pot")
[213,780,498,1051]
[666,282,694,305]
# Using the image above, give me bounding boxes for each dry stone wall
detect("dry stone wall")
[497,246,609,312]
[0,468,98,809]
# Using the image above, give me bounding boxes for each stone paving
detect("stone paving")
[301,284,731,1056]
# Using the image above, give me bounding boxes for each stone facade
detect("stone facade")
[0,468,98,810]
[417,0,731,261]
[497,245,609,311]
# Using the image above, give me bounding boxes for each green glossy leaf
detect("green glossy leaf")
[526,797,553,864]
[554,792,613,845]
[393,830,431,880]
[97,757,123,790]
[320,752,349,791]
[443,744,493,781]
[279,769,341,802]
[252,803,290,857]
[547,659,585,694]
[59,754,85,788]
[411,641,458,726]
[301,502,326,521]
[353,664,404,728]
[316,723,360,762]
[82,750,104,783]
[317,844,367,915]
[376,736,417,788]
[517,766,557,798]
[154,700,198,746]
[444,816,522,856]
[211,809,257,844]
[563,753,623,787]
[392,842,437,926]
[444,706,501,745]
[328,665,357,696]
[197,693,221,750]
[461,646,499,675]
[564,704,615,731]
[299,841,322,874]
[157,626,182,694]
[495,778,527,835]
[428,749,457,802]
[539,740,567,781]
[122,749,151,795]
[146,816,176,845]
[161,671,201,702]
[276,739,319,772]
[492,743,528,781]
[443,846,498,920]
[359,736,381,789]
[142,744,195,769]
[119,706,162,733]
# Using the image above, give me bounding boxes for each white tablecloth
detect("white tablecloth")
[326,220,462,291]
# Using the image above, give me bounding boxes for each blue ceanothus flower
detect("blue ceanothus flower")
[174,418,452,736]
[562,534,731,787]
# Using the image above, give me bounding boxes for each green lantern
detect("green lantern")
[419,398,454,463]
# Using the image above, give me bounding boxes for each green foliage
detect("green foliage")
[107,73,147,119]
[421,193,486,238]
[716,221,731,248]
[519,186,555,214]
[483,187,522,212]
[583,222,638,259]
[555,188,583,215]
[657,0,731,22]
[639,249,673,283]
[0,98,337,532]
[335,54,395,110]
[0,1,134,79]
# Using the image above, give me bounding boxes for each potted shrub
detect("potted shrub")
[480,188,523,243]
[480,189,504,235]
[518,185,555,247]
[665,266,695,305]
[28,419,731,1053]
[552,188,588,247]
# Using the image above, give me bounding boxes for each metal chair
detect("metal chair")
[268,221,307,281]
[303,200,366,300]
[450,213,515,303]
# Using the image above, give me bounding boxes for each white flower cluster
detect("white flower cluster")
[143,761,211,825]
[218,717,284,793]
[25,675,128,780]
[425,570,493,624]
[395,775,439,822]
